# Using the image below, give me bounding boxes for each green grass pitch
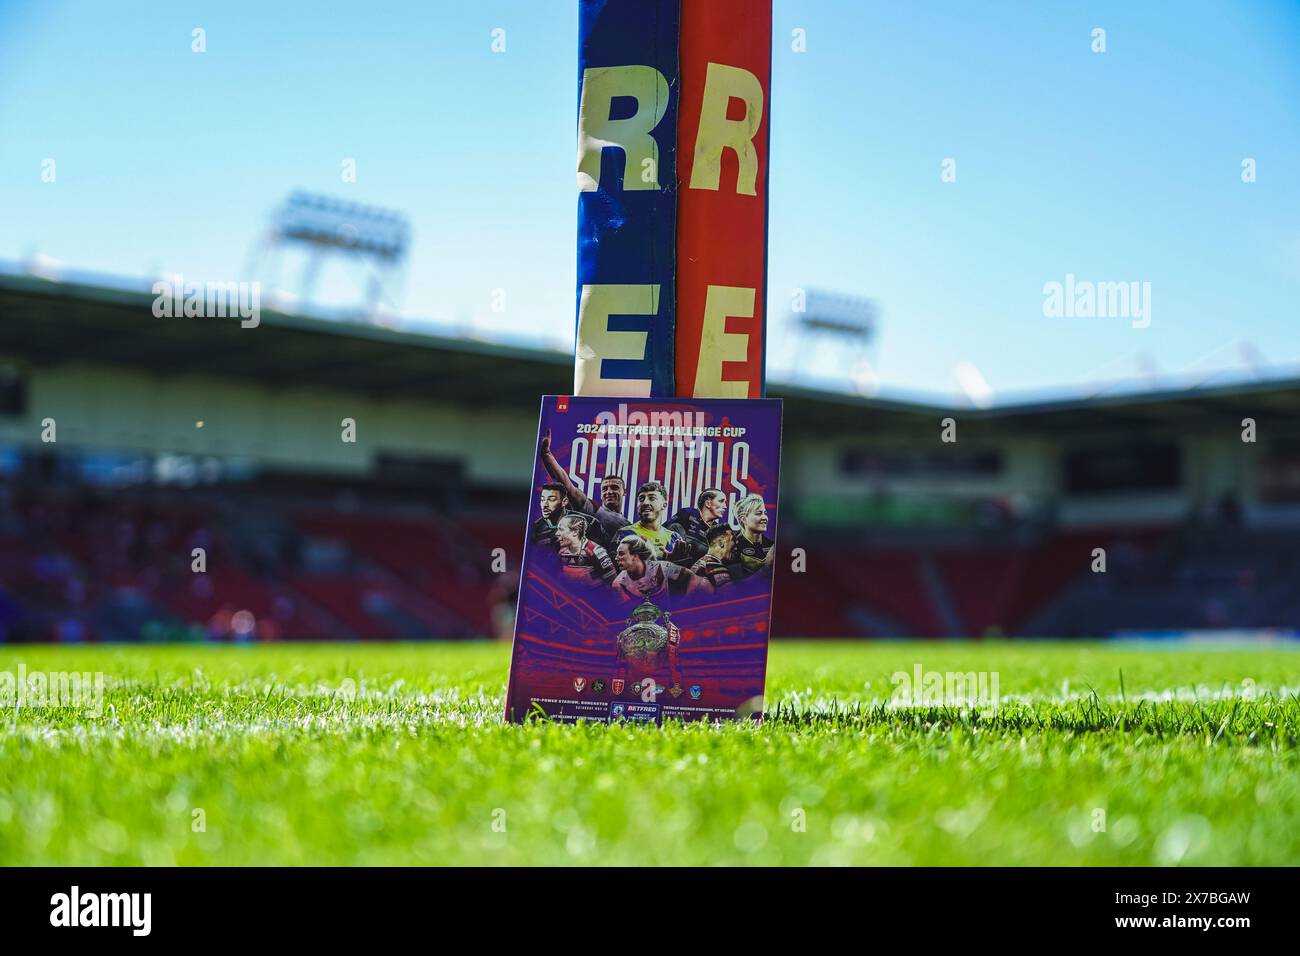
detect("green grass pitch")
[1,640,1297,865]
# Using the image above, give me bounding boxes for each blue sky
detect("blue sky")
[1,0,1297,401]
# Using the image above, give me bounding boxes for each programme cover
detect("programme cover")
[505,396,782,724]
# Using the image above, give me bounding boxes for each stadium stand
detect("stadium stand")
[2,270,1298,642]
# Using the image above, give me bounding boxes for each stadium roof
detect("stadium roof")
[3,270,1298,437]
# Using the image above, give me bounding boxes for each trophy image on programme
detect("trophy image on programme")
[615,600,684,700]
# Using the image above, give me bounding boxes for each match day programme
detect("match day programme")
[0,0,1295,941]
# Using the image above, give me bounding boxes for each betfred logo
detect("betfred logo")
[557,396,570,413]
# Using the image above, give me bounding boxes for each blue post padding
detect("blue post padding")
[574,0,679,397]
